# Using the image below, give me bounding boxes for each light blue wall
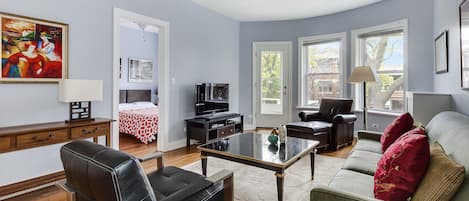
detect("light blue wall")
[0,0,239,186]
[239,0,434,130]
[119,26,159,104]
[433,0,469,115]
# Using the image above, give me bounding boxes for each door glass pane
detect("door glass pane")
[260,51,283,115]
[305,41,342,107]
[362,31,404,112]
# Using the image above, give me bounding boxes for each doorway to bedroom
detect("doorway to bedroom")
[113,8,170,153]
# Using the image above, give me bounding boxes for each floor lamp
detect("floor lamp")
[349,66,376,130]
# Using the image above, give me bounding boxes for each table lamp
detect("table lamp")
[348,66,376,130]
[58,79,103,123]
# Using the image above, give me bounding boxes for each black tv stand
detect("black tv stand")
[185,113,243,150]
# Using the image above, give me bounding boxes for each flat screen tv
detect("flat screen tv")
[195,83,229,116]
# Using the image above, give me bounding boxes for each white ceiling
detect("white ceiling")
[192,0,383,22]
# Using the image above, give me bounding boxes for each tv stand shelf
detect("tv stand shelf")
[185,113,243,150]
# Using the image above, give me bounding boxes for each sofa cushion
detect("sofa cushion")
[329,170,375,198]
[354,139,382,154]
[147,166,213,201]
[374,130,430,201]
[343,150,382,176]
[412,142,465,201]
[380,112,414,152]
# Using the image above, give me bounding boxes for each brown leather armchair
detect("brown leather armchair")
[287,98,357,150]
[57,140,233,201]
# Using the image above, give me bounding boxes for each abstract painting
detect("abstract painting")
[1,12,68,82]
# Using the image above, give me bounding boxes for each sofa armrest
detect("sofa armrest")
[310,185,380,201]
[357,130,383,141]
[138,151,164,169]
[299,111,324,122]
[332,114,357,124]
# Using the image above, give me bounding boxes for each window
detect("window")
[299,33,346,108]
[352,20,407,113]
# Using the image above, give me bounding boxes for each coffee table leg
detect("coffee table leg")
[201,155,208,176]
[275,171,285,201]
[310,151,315,180]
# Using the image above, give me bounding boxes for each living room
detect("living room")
[0,0,468,201]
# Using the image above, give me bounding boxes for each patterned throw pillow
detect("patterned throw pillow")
[374,128,430,201]
[411,142,465,201]
[380,112,414,152]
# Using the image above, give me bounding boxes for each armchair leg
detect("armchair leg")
[56,180,76,201]
[207,170,234,201]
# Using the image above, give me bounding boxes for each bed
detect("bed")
[119,90,158,144]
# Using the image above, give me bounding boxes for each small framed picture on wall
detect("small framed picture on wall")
[435,30,448,74]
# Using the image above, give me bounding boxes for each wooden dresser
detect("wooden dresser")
[0,118,113,154]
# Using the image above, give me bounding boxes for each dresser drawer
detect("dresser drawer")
[71,124,109,139]
[218,126,235,138]
[17,129,68,149]
[0,137,11,151]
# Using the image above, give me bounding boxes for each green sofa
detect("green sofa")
[310,111,469,201]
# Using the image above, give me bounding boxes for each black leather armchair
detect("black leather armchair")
[57,140,233,201]
[288,98,357,150]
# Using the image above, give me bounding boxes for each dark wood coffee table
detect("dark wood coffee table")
[198,133,319,201]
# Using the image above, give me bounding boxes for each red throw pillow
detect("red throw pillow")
[374,128,430,201]
[381,112,414,152]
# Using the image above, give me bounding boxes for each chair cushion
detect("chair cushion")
[374,129,430,201]
[343,150,382,176]
[329,170,375,198]
[148,166,213,201]
[286,121,332,133]
[380,112,414,152]
[354,139,383,154]
[412,142,465,201]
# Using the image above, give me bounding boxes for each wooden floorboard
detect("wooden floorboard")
[4,131,354,201]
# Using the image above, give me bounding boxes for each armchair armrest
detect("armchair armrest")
[357,130,383,141]
[138,151,164,169]
[332,114,357,124]
[310,185,380,201]
[207,170,234,201]
[299,111,324,122]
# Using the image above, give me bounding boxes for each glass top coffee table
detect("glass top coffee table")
[198,133,319,201]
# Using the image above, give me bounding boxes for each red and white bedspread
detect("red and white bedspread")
[119,107,158,144]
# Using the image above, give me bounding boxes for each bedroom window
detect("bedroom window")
[298,32,347,108]
[352,20,407,113]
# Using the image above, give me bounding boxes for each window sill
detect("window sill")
[354,109,402,117]
[296,106,319,110]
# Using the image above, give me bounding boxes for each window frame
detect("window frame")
[351,19,408,114]
[297,32,347,109]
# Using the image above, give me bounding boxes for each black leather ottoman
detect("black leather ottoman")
[286,121,332,150]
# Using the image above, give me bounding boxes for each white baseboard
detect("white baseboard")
[164,139,198,151]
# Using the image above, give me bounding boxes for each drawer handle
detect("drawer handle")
[221,131,225,135]
[82,128,99,135]
[32,133,54,142]
[230,129,234,132]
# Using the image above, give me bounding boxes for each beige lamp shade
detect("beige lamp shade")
[348,66,377,83]
[58,79,103,103]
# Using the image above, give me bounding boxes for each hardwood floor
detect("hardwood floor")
[4,132,354,201]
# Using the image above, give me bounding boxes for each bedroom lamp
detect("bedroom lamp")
[348,66,376,130]
[58,79,103,123]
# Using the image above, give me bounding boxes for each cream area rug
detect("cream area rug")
[182,155,345,201]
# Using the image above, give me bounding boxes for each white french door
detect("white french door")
[253,42,292,128]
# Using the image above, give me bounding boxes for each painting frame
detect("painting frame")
[460,0,469,89]
[0,12,68,83]
[128,58,153,83]
[435,30,448,74]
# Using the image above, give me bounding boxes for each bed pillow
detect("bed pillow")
[374,128,430,201]
[411,142,465,201]
[381,112,414,152]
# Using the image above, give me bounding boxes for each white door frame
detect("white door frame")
[252,41,292,128]
[113,8,171,151]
